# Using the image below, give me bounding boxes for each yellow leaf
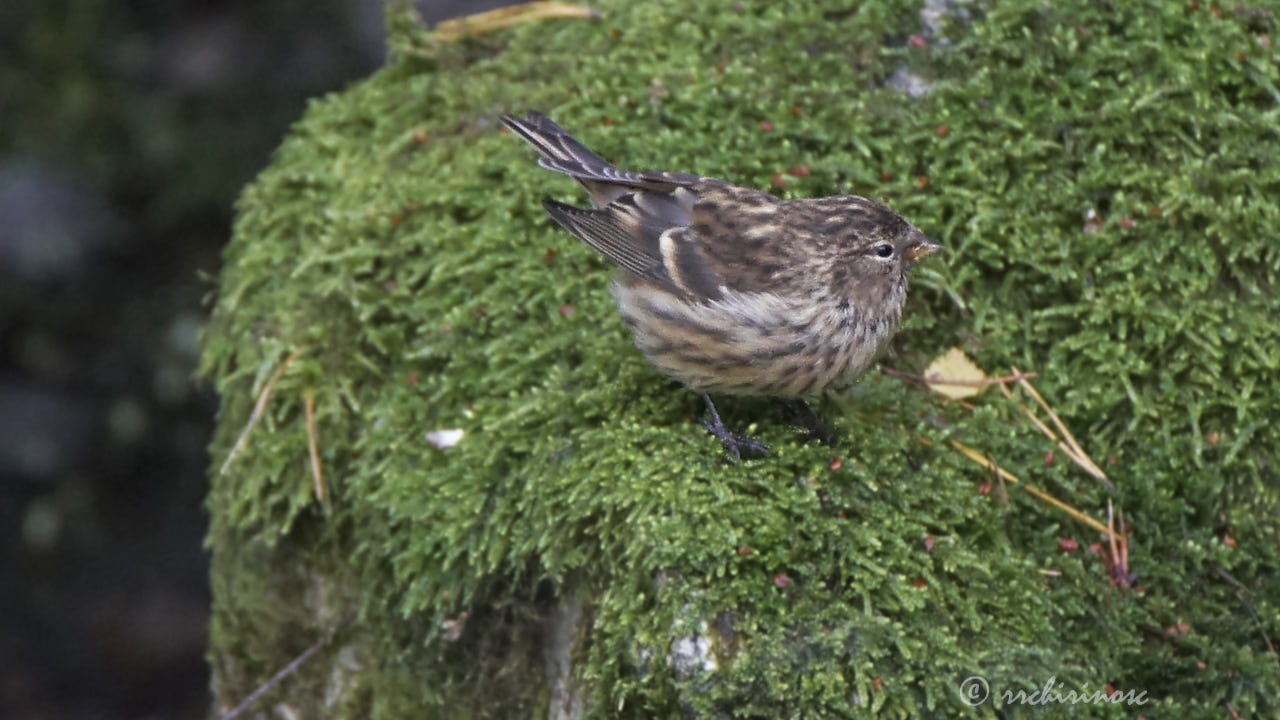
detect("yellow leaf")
[924,347,987,399]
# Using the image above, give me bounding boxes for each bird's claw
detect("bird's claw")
[698,392,769,460]
[784,399,838,447]
[699,418,770,461]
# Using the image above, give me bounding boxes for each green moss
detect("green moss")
[203,1,1280,717]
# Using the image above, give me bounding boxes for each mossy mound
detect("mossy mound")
[202,1,1280,717]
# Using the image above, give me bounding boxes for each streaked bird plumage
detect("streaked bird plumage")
[503,111,938,458]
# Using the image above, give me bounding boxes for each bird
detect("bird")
[502,111,938,459]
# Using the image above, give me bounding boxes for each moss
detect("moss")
[203,0,1280,717]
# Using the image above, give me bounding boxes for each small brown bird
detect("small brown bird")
[503,111,938,459]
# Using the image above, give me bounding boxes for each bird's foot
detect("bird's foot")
[784,399,838,447]
[699,393,770,461]
[699,418,771,461]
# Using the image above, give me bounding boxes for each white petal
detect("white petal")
[425,429,465,449]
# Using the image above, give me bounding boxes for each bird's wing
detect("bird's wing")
[543,179,794,301]
[685,183,792,295]
[506,111,791,300]
[542,190,725,301]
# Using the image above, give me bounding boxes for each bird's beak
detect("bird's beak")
[904,237,941,264]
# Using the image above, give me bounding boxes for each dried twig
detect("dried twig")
[219,353,298,476]
[304,388,323,500]
[1214,565,1279,659]
[218,613,351,720]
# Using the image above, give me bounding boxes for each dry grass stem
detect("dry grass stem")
[433,2,600,42]
[997,382,1109,484]
[1011,366,1113,488]
[1105,499,1134,587]
[304,388,323,500]
[219,353,298,477]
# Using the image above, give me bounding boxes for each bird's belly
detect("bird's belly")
[612,283,897,397]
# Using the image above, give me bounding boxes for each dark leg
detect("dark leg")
[698,393,770,460]
[783,399,837,446]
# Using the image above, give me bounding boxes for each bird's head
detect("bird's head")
[798,196,938,307]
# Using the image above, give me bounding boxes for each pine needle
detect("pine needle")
[1010,366,1113,489]
[948,439,1113,537]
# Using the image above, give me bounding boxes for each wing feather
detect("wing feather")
[541,199,664,281]
[507,111,791,301]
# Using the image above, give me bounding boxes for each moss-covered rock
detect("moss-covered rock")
[202,1,1280,717]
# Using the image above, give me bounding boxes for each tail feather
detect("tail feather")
[502,111,694,205]
[501,111,616,181]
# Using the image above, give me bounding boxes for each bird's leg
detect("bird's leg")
[783,399,838,446]
[698,393,770,460]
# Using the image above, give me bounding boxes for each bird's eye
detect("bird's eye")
[874,243,894,258]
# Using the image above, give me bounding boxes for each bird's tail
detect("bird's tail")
[503,111,695,206]
[501,111,619,184]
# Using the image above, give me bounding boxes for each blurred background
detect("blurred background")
[0,1,508,718]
